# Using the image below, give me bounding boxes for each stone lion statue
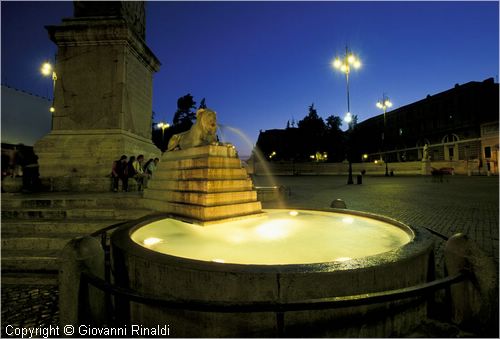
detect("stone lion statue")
[167,108,218,151]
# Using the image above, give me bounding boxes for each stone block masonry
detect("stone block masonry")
[34,12,161,192]
[143,145,262,224]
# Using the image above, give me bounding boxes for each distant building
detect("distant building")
[255,77,499,174]
[355,78,499,173]
[1,84,52,146]
[1,85,52,178]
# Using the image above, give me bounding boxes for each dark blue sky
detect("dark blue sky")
[2,1,498,156]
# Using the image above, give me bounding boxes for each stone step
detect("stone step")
[160,157,242,170]
[148,179,254,193]
[1,192,143,209]
[1,272,58,285]
[1,250,61,272]
[143,189,258,207]
[1,208,152,220]
[0,219,120,234]
[154,168,249,180]
[1,233,87,251]
[144,199,262,222]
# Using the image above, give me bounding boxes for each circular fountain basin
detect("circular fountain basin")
[111,209,434,337]
[131,209,411,265]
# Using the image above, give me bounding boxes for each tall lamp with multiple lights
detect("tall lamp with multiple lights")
[376,95,393,176]
[157,122,170,151]
[332,47,361,185]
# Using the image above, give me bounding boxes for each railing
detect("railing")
[82,220,466,330]
[81,269,466,313]
[423,226,450,240]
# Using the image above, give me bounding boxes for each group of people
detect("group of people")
[111,154,159,192]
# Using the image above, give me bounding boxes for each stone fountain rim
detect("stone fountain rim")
[111,208,434,274]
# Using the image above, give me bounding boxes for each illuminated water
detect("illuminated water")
[218,124,277,187]
[131,209,412,265]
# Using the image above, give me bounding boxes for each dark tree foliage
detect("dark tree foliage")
[199,98,207,109]
[324,115,345,162]
[297,104,326,132]
[152,93,201,152]
[326,115,342,132]
[256,104,351,162]
[296,104,326,159]
[173,94,197,127]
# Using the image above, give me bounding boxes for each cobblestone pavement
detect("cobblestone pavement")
[257,175,499,274]
[257,174,499,337]
[1,283,59,337]
[1,175,498,337]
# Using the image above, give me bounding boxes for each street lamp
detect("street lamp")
[40,61,57,128]
[157,122,170,133]
[157,122,170,150]
[376,95,393,176]
[333,47,362,185]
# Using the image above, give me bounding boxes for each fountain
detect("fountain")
[111,108,434,337]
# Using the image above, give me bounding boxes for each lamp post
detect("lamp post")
[156,122,170,150]
[376,95,393,176]
[343,112,354,184]
[332,47,362,185]
[40,62,57,110]
[40,61,57,129]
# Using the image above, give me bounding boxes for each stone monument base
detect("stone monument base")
[34,129,160,192]
[143,144,262,224]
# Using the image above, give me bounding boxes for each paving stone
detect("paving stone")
[0,284,59,338]
[257,175,498,336]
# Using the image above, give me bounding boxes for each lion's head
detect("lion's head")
[167,108,219,151]
[196,108,217,138]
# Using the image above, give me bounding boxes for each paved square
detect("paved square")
[256,175,499,273]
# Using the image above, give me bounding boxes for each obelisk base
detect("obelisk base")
[34,129,160,192]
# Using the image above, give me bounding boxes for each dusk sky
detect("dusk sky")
[1,1,499,156]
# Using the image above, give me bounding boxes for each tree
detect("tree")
[325,115,342,132]
[153,94,198,152]
[298,104,326,132]
[297,104,327,160]
[324,115,345,162]
[173,94,196,126]
[347,114,358,130]
[198,98,207,109]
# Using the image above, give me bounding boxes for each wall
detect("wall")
[251,160,493,176]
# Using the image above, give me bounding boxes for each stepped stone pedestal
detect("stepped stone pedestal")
[143,145,262,225]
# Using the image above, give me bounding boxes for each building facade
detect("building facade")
[354,78,499,173]
[255,78,499,175]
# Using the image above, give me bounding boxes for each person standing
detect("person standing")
[111,155,128,192]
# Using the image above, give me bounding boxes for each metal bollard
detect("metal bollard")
[356,175,362,185]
